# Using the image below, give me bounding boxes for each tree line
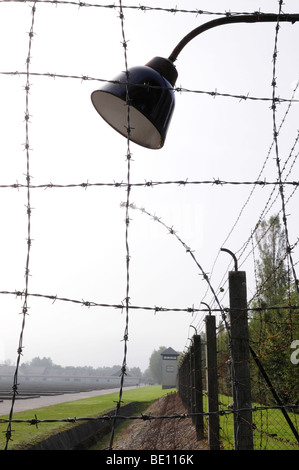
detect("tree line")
[20,356,144,378]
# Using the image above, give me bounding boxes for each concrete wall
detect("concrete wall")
[26,403,136,450]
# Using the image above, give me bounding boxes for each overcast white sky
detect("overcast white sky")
[0,0,298,372]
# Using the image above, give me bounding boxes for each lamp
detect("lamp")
[91,57,177,149]
[91,13,299,149]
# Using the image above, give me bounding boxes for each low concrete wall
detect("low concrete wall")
[26,403,136,450]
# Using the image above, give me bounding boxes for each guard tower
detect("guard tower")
[161,347,179,389]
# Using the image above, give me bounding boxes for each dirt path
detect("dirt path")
[109,392,209,450]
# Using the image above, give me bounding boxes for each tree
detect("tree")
[249,215,299,405]
[141,367,152,383]
[149,346,166,384]
[254,214,288,307]
[129,366,142,377]
[30,357,53,368]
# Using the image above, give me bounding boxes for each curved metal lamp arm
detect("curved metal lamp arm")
[168,13,299,63]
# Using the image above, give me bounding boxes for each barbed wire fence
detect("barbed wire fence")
[0,0,298,451]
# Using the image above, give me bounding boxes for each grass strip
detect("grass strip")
[0,385,175,450]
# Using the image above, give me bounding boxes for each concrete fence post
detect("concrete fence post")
[228,270,254,450]
[193,334,204,439]
[205,314,220,450]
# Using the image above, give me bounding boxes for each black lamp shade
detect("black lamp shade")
[91,57,178,149]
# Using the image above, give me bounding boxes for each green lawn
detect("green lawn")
[0,385,175,450]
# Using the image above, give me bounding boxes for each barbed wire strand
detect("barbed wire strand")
[0,288,298,313]
[4,2,37,450]
[108,0,131,450]
[0,0,294,18]
[0,178,299,191]
[0,403,298,424]
[1,70,298,104]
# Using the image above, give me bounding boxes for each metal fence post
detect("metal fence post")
[228,269,254,450]
[205,314,220,450]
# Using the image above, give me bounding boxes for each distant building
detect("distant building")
[160,347,179,389]
[0,364,140,390]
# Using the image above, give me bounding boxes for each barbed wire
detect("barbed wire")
[121,202,226,319]
[4,2,37,450]
[0,178,298,190]
[0,0,293,18]
[0,289,298,313]
[200,75,299,308]
[107,0,132,450]
[271,2,299,295]
[1,403,298,425]
[1,70,298,104]
[212,135,299,307]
